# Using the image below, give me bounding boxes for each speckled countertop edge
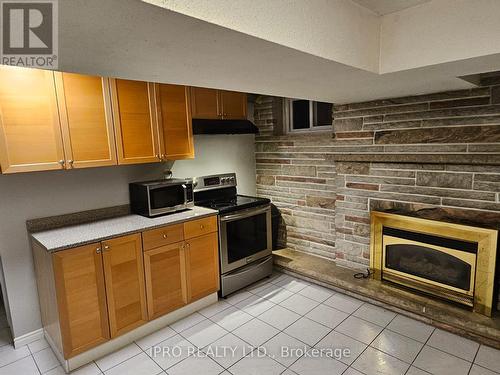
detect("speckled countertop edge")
[30,206,218,253]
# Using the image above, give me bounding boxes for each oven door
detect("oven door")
[219,205,272,274]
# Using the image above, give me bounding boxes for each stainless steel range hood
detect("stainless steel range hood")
[192,119,259,135]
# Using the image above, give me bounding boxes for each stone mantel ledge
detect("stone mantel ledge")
[330,153,500,165]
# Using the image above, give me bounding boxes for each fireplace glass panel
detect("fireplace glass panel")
[385,244,472,291]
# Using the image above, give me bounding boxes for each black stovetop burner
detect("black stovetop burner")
[193,174,270,214]
[196,193,270,214]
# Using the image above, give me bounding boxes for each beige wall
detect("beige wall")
[0,135,256,340]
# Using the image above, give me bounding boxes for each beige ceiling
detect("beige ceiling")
[352,0,431,15]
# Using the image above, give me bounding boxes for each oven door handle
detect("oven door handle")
[220,205,270,222]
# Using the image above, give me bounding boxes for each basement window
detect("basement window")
[285,99,332,132]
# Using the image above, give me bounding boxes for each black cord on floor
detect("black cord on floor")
[353,268,372,279]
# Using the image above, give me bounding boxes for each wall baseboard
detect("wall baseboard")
[13,328,44,349]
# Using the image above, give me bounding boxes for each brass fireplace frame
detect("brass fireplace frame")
[370,211,498,316]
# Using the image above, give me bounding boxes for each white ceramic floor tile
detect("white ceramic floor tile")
[228,351,286,375]
[167,354,224,375]
[469,364,499,375]
[297,284,334,302]
[170,312,206,333]
[406,366,431,375]
[284,317,331,347]
[370,329,423,363]
[234,295,276,317]
[427,328,479,362]
[246,279,274,294]
[33,347,59,373]
[198,300,232,318]
[279,294,319,315]
[95,343,142,372]
[135,325,176,350]
[275,277,310,293]
[45,362,101,375]
[204,333,253,368]
[315,331,367,365]
[210,305,253,331]
[266,272,283,283]
[146,334,195,370]
[104,352,162,375]
[0,344,31,367]
[180,319,228,349]
[352,347,409,375]
[271,273,294,285]
[335,316,383,345]
[233,318,279,347]
[386,315,434,343]
[474,345,500,373]
[27,338,49,354]
[258,304,301,330]
[323,293,363,314]
[261,332,308,367]
[253,284,294,304]
[290,349,347,375]
[352,303,397,327]
[413,346,472,375]
[305,304,348,329]
[0,355,39,375]
[343,368,365,375]
[224,291,253,305]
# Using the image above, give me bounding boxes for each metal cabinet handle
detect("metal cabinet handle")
[200,224,204,229]
[58,160,65,168]
[96,247,101,254]
[162,234,168,239]
[68,160,74,168]
[103,245,110,251]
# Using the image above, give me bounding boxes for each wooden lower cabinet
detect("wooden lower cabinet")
[32,215,219,361]
[143,242,187,319]
[52,243,110,358]
[185,232,220,302]
[102,234,148,337]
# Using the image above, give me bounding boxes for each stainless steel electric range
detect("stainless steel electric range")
[193,173,273,297]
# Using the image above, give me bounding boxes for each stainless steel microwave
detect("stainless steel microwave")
[129,178,194,217]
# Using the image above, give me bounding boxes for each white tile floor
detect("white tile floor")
[1,272,499,374]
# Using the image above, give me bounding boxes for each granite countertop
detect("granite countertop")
[31,206,218,252]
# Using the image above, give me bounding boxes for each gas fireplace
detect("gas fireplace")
[370,212,498,316]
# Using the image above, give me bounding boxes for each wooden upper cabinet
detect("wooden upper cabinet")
[54,72,117,169]
[220,90,247,120]
[143,241,187,320]
[190,87,220,119]
[101,234,147,337]
[52,243,110,358]
[185,232,220,302]
[0,66,65,173]
[156,84,194,160]
[109,78,160,164]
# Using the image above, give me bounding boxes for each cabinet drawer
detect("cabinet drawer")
[142,224,184,251]
[184,216,217,239]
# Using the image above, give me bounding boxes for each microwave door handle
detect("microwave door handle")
[182,184,187,203]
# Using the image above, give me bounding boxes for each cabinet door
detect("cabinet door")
[52,243,109,358]
[0,66,65,173]
[55,72,117,169]
[109,78,160,164]
[185,232,219,302]
[156,84,194,160]
[144,242,187,320]
[220,91,247,120]
[102,234,148,337]
[190,87,220,119]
